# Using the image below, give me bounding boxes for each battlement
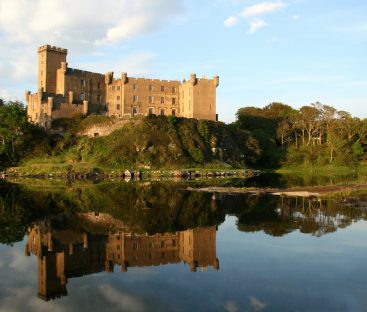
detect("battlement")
[27,44,218,125]
[67,67,105,77]
[38,45,67,55]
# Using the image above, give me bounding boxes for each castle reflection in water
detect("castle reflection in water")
[24,221,219,301]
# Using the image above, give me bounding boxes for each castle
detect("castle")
[25,221,219,301]
[26,45,219,128]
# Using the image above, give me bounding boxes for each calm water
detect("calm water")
[1,176,367,312]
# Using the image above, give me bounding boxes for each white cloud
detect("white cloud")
[0,0,185,99]
[224,1,287,33]
[248,19,268,33]
[292,14,300,20]
[242,1,287,18]
[99,284,146,312]
[224,16,238,27]
[249,296,267,311]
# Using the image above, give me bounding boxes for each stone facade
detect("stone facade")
[26,222,219,301]
[26,45,219,128]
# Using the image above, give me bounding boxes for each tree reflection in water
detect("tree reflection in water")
[1,179,367,301]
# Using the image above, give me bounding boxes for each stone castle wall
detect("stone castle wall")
[26,45,219,128]
[26,222,219,300]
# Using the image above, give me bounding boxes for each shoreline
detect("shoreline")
[187,183,367,198]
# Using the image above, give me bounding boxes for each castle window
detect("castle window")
[133,243,138,250]
[172,87,176,93]
[133,95,138,102]
[117,86,120,91]
[149,85,154,91]
[172,239,176,246]
[161,241,165,248]
[172,97,176,105]
[149,242,154,248]
[98,95,102,103]
[112,86,115,91]
[81,92,85,101]
[160,109,165,116]
[132,107,138,116]
[133,84,138,90]
[148,107,154,115]
[161,252,164,259]
[160,97,164,104]
[98,82,101,89]
[33,102,36,110]
[117,95,120,100]
[161,86,164,92]
[172,109,176,116]
[117,104,120,110]
[41,71,43,75]
[149,96,153,103]
[81,79,85,87]
[117,245,120,250]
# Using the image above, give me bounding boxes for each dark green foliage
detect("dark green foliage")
[0,180,226,244]
[233,102,367,168]
[2,97,366,170]
[0,100,51,168]
[76,116,242,168]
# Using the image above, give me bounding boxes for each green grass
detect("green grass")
[275,165,367,175]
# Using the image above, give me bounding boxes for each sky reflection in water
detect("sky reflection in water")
[0,178,367,311]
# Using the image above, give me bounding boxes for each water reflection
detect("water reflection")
[1,179,367,307]
[218,194,366,237]
[25,219,218,301]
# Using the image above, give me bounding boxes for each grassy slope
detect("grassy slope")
[8,115,245,175]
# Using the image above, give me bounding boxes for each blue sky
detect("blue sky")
[0,0,366,122]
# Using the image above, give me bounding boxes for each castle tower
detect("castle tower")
[38,45,67,94]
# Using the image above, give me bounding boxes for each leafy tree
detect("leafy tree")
[0,101,29,165]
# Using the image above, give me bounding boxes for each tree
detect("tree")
[0,102,28,165]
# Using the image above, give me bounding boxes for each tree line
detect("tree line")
[0,99,50,169]
[1,98,366,169]
[230,102,367,168]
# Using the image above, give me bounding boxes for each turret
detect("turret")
[83,100,88,115]
[121,261,127,272]
[105,72,114,85]
[24,244,30,257]
[38,87,44,100]
[190,261,198,272]
[61,62,68,74]
[213,75,219,88]
[25,91,31,102]
[83,233,88,249]
[38,45,67,93]
[213,258,220,270]
[47,97,54,111]
[190,73,197,86]
[105,260,114,272]
[68,91,73,104]
[69,243,74,255]
[121,72,127,84]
